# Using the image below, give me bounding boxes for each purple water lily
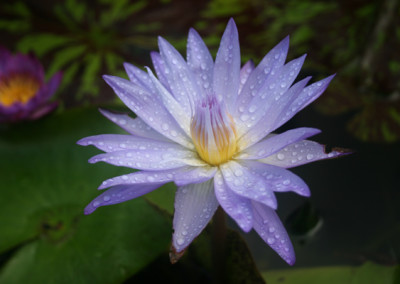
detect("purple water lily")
[0,47,62,123]
[78,19,348,265]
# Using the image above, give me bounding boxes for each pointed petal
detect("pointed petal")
[214,171,253,232]
[123,62,156,94]
[89,147,204,171]
[276,75,335,128]
[84,184,163,214]
[99,109,170,142]
[239,60,255,94]
[240,160,310,197]
[252,201,296,265]
[77,134,179,153]
[146,67,191,135]
[236,55,307,142]
[259,139,351,168]
[150,51,170,88]
[237,77,311,147]
[235,36,289,119]
[173,165,217,186]
[213,18,240,112]
[172,180,219,252]
[238,127,321,158]
[220,161,277,209]
[42,71,62,100]
[103,75,193,148]
[158,36,201,113]
[98,166,217,189]
[187,28,214,95]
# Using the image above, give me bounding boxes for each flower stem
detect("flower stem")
[212,206,227,283]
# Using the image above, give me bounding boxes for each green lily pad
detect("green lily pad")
[0,108,171,283]
[263,262,399,284]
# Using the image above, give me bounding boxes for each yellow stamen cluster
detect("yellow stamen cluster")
[0,74,40,107]
[190,97,238,166]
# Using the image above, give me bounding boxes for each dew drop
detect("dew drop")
[162,123,169,130]
[249,105,257,113]
[176,238,185,246]
[306,154,314,160]
[103,195,111,202]
[240,114,249,122]
[277,153,285,160]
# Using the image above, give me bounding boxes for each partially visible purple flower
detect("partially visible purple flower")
[0,47,62,123]
[78,19,349,265]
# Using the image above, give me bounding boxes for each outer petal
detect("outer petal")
[103,75,193,148]
[237,76,311,147]
[146,68,191,135]
[236,55,307,142]
[41,71,62,101]
[173,166,217,186]
[98,170,174,189]
[150,52,170,88]
[187,28,214,95]
[213,18,240,113]
[220,161,277,209]
[214,171,253,232]
[98,166,217,189]
[172,180,219,252]
[275,75,335,128]
[158,36,201,113]
[99,109,170,142]
[84,183,163,214]
[77,134,181,153]
[89,147,204,170]
[235,36,289,119]
[238,60,255,94]
[238,127,321,158]
[123,62,156,94]
[240,160,310,197]
[252,201,296,265]
[259,139,350,168]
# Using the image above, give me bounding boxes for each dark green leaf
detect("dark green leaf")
[0,108,171,283]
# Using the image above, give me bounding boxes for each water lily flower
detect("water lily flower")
[0,47,62,123]
[78,19,348,265]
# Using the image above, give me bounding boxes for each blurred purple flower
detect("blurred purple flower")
[0,47,62,123]
[78,19,348,265]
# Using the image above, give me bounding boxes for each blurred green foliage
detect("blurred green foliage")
[2,0,399,141]
[1,0,400,282]
[0,108,173,283]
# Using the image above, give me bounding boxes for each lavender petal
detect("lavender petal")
[172,180,219,252]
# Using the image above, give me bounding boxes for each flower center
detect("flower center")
[0,73,40,107]
[190,95,237,166]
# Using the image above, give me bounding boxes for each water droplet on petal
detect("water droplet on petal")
[176,238,185,246]
[277,153,285,160]
[240,114,249,122]
[162,123,169,130]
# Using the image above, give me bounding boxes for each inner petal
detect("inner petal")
[190,94,237,165]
